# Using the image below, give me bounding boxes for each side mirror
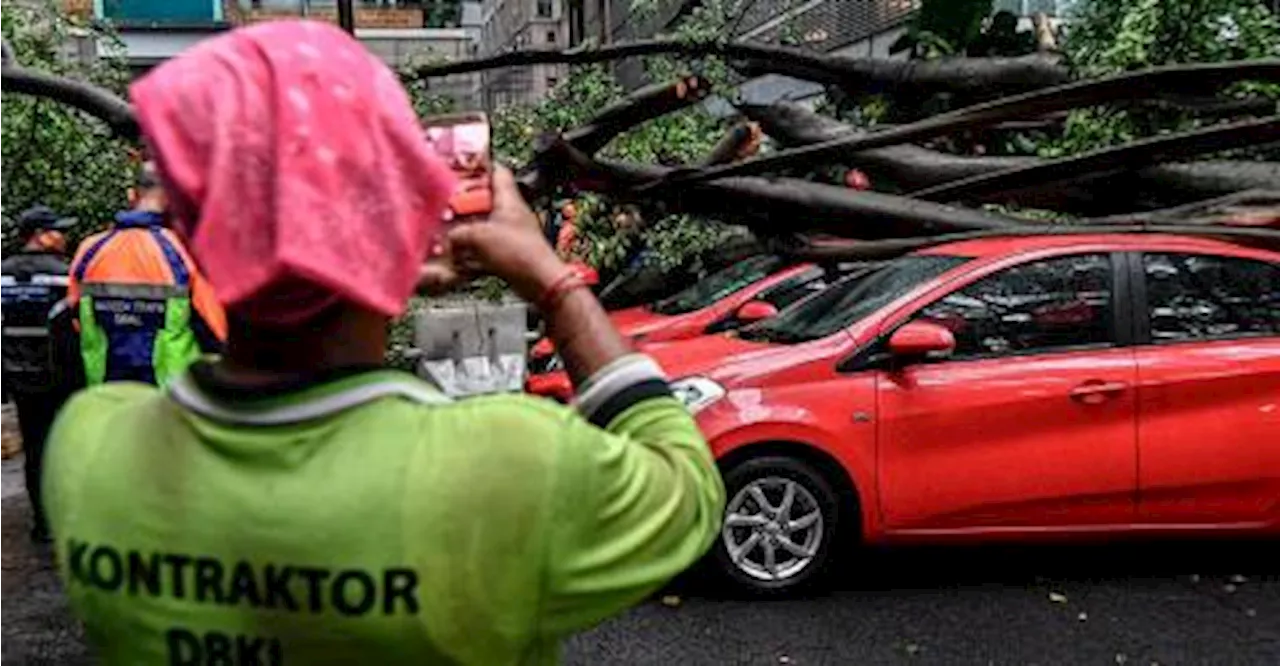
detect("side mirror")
[888,321,956,359]
[736,300,779,323]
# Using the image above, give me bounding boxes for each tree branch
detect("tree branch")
[911,116,1280,203]
[639,60,1280,191]
[1,39,16,67]
[564,75,710,155]
[1,65,139,140]
[517,76,712,198]
[743,101,1280,212]
[699,122,763,167]
[414,38,835,80]
[733,53,1070,97]
[1082,190,1280,228]
[528,137,1021,238]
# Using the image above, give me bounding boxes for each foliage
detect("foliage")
[2,2,135,254]
[1046,0,1280,157]
[466,5,751,282]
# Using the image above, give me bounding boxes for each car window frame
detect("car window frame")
[1129,250,1280,347]
[841,250,1133,372]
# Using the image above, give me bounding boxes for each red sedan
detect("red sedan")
[526,255,844,400]
[647,233,1279,595]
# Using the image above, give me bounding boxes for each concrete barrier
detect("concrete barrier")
[413,297,529,399]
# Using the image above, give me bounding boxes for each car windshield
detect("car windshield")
[738,254,971,344]
[651,254,786,315]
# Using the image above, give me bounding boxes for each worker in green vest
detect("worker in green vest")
[43,21,724,666]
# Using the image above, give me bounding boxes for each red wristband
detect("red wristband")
[537,269,588,312]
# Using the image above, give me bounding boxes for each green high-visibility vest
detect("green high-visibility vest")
[43,364,724,665]
[78,282,202,388]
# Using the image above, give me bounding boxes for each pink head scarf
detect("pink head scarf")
[130,20,456,326]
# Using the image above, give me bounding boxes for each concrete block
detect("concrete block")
[413,297,528,399]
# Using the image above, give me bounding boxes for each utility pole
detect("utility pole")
[337,0,355,34]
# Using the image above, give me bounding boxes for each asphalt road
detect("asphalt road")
[4,456,1277,665]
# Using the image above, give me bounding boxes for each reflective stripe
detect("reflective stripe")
[48,299,71,320]
[82,283,188,299]
[168,374,453,426]
[573,354,669,422]
[32,274,70,286]
[0,274,66,287]
[74,230,119,283]
[2,326,49,337]
[148,228,190,287]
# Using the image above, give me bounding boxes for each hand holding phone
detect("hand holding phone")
[423,112,493,219]
[418,166,568,302]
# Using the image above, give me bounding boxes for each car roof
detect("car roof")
[915,233,1275,259]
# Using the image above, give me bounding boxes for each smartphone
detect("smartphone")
[423,112,493,219]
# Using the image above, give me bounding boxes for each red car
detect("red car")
[646,233,1278,595]
[525,255,853,400]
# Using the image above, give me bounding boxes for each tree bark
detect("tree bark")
[1,66,139,140]
[644,60,1280,191]
[699,122,763,167]
[565,75,710,155]
[532,136,1021,238]
[518,76,712,198]
[743,101,1280,214]
[911,116,1280,204]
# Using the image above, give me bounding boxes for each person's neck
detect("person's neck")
[216,308,389,384]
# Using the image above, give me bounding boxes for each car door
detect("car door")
[1133,251,1280,525]
[876,252,1139,532]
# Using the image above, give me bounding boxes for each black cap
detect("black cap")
[16,205,77,237]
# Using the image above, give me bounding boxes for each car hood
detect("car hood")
[611,306,682,337]
[643,333,787,383]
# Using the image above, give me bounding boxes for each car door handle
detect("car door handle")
[1069,380,1127,404]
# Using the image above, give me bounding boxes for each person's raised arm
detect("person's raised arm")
[420,166,725,630]
[419,166,631,384]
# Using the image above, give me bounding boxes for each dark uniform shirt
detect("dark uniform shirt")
[2,250,71,395]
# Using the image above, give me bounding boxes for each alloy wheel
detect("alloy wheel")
[721,476,824,582]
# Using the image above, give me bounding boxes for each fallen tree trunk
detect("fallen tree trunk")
[644,60,1280,191]
[911,116,1280,204]
[1083,190,1280,228]
[732,53,1070,98]
[534,137,1021,238]
[413,39,1073,98]
[743,102,1280,213]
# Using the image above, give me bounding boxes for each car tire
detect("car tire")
[708,455,847,597]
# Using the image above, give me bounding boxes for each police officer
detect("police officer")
[2,205,76,543]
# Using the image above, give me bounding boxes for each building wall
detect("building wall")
[230,4,423,29]
[478,0,566,107]
[75,1,484,108]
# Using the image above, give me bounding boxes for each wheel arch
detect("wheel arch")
[716,440,865,537]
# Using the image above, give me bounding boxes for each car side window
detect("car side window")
[1143,253,1280,343]
[911,253,1115,359]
